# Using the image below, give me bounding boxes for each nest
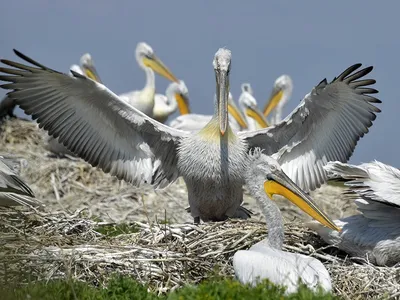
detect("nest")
[0,118,399,299]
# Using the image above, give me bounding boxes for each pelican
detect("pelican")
[263,75,293,124]
[238,83,269,130]
[117,42,179,117]
[168,92,248,132]
[307,161,400,266]
[79,53,102,83]
[233,149,333,294]
[78,49,189,123]
[152,80,190,124]
[0,48,380,223]
[0,156,41,207]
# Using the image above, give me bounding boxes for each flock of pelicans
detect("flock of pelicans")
[0,42,399,295]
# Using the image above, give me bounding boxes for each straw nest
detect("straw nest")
[0,118,399,299]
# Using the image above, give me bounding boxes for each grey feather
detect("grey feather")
[307,161,400,266]
[240,64,381,192]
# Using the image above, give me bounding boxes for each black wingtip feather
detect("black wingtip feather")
[11,49,61,74]
[335,63,362,81]
[343,66,374,84]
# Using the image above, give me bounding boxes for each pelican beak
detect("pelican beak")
[263,86,283,117]
[246,105,270,128]
[264,171,341,232]
[228,104,248,129]
[143,54,179,83]
[82,64,102,84]
[175,93,191,115]
[216,70,229,135]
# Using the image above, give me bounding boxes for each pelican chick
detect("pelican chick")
[233,150,333,294]
[307,161,400,266]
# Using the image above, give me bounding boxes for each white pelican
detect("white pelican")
[0,156,41,207]
[78,49,189,123]
[233,149,332,294]
[117,42,179,117]
[0,48,380,223]
[152,80,190,124]
[79,53,102,83]
[238,83,269,130]
[263,75,293,124]
[307,161,400,266]
[168,92,248,132]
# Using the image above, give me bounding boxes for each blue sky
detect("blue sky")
[1,1,399,166]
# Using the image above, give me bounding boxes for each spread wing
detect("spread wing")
[324,161,400,222]
[240,64,381,192]
[0,50,189,189]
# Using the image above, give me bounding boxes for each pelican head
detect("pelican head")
[80,53,102,83]
[240,83,269,128]
[69,64,84,77]
[136,42,178,83]
[213,48,231,135]
[248,150,340,232]
[172,80,191,115]
[241,83,254,95]
[263,74,293,117]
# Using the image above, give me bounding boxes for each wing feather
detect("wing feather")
[240,64,381,192]
[0,50,188,189]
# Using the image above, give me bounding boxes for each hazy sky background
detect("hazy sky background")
[1,1,399,166]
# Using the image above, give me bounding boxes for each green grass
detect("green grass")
[94,223,139,237]
[1,276,336,300]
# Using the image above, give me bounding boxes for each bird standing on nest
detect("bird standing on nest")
[307,161,400,266]
[0,47,380,223]
[233,149,334,294]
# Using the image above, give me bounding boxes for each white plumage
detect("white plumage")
[307,161,400,266]
[233,150,332,294]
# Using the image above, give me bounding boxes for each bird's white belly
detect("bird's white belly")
[177,132,249,221]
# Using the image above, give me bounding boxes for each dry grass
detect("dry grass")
[0,118,399,299]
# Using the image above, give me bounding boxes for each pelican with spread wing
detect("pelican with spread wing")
[307,161,400,266]
[0,47,380,223]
